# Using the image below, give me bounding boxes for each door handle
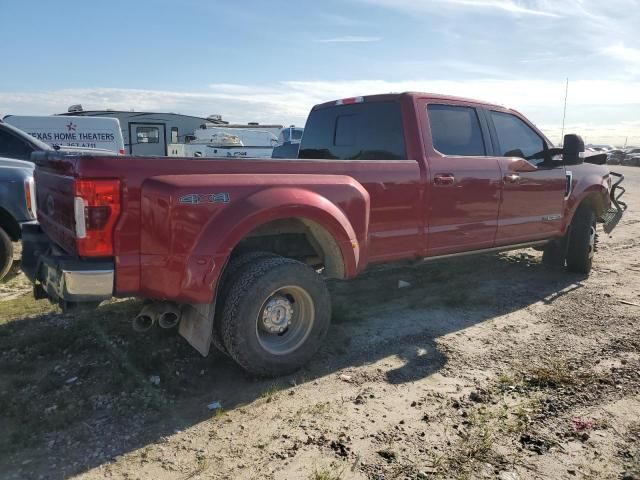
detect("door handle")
[434,174,455,186]
[504,173,520,183]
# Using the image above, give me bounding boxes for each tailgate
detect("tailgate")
[33,151,79,254]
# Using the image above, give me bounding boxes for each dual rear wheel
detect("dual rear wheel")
[214,255,331,377]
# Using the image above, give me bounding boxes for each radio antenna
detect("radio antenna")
[560,77,569,143]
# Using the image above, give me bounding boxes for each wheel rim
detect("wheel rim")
[588,225,596,259]
[256,285,315,355]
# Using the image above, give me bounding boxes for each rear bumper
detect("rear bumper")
[21,224,114,303]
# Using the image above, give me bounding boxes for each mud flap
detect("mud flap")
[178,302,215,357]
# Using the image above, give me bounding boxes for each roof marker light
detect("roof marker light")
[336,97,364,105]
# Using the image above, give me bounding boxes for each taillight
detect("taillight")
[74,179,121,256]
[24,177,36,219]
[119,149,125,155]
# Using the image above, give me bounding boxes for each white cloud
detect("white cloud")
[358,0,561,17]
[1,79,639,144]
[316,13,371,27]
[316,36,382,43]
[601,42,640,64]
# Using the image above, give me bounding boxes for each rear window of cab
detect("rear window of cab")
[298,101,406,160]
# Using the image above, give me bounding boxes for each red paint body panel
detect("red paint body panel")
[494,160,567,245]
[33,92,612,304]
[139,174,369,303]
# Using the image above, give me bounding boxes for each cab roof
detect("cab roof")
[313,92,509,112]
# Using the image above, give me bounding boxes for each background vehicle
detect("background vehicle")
[277,126,304,145]
[168,128,278,158]
[60,106,282,157]
[272,126,303,158]
[0,120,119,160]
[60,107,210,156]
[0,120,53,161]
[607,147,640,166]
[0,156,35,280]
[23,92,625,377]
[4,115,125,154]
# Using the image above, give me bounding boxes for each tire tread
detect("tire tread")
[221,256,330,376]
[0,227,14,281]
[566,205,596,274]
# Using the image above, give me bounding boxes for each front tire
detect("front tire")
[0,227,14,281]
[220,256,331,377]
[566,205,597,274]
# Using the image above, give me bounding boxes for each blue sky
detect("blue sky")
[1,0,639,144]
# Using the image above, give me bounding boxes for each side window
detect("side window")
[299,101,406,160]
[170,127,178,144]
[0,130,32,160]
[427,104,486,156]
[136,126,160,144]
[490,111,544,159]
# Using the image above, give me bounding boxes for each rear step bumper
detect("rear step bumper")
[21,224,114,304]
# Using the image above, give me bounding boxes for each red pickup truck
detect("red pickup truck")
[23,92,626,377]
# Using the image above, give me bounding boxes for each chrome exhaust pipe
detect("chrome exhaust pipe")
[158,303,181,329]
[133,304,160,332]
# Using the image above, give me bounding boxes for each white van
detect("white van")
[3,115,125,154]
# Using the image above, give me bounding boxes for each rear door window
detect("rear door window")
[427,104,486,156]
[490,111,544,158]
[298,101,406,160]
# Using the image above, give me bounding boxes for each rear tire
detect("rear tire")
[220,256,331,377]
[566,205,597,274]
[0,227,14,281]
[212,252,276,355]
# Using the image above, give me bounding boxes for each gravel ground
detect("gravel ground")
[0,166,638,480]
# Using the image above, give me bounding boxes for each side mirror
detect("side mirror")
[563,134,584,165]
[504,148,525,158]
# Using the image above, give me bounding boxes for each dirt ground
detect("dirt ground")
[1,166,638,480]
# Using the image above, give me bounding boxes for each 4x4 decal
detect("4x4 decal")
[178,193,230,205]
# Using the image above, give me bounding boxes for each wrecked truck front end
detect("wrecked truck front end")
[602,171,627,234]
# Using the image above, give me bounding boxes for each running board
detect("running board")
[421,240,550,263]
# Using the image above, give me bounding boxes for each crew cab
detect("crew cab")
[22,92,626,377]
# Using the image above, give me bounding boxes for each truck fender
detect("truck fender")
[562,182,609,234]
[182,185,368,300]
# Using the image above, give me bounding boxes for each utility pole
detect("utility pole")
[560,77,569,143]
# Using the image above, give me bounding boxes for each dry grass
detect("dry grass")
[0,296,213,455]
[309,466,344,480]
[524,359,575,389]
